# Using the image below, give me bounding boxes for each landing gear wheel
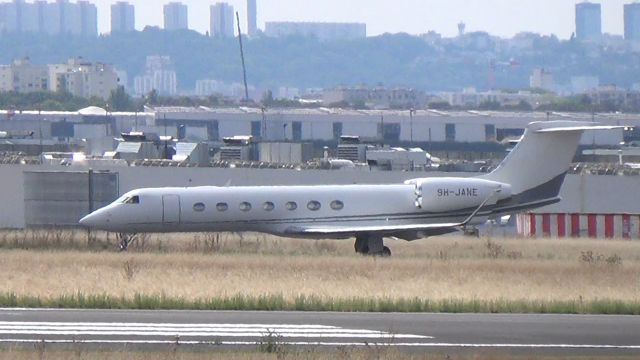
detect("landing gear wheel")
[464,227,480,238]
[381,246,392,257]
[354,235,391,257]
[354,236,369,254]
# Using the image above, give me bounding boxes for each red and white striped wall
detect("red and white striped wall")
[516,213,640,239]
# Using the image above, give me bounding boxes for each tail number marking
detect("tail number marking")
[437,188,479,197]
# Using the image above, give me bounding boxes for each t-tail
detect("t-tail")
[480,121,623,214]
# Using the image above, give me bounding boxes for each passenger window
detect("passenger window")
[263,202,275,211]
[124,196,140,204]
[216,203,228,212]
[286,202,297,211]
[240,202,252,212]
[330,200,344,210]
[307,201,321,211]
[193,203,206,212]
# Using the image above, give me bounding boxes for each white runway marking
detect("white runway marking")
[0,321,430,340]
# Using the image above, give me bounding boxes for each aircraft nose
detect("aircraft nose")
[80,210,110,228]
[79,213,97,227]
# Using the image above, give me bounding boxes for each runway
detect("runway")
[0,309,639,355]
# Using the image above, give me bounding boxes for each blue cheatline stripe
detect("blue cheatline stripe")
[124,197,559,231]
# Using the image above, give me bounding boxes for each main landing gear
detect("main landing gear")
[354,234,391,257]
[463,226,480,238]
[117,233,138,251]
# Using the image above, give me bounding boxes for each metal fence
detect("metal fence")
[24,170,119,227]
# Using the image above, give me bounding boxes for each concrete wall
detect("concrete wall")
[538,174,640,214]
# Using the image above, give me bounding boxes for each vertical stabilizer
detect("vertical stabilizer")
[482,121,621,197]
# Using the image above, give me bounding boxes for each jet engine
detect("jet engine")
[404,177,512,212]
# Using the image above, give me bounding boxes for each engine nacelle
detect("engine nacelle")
[404,177,512,212]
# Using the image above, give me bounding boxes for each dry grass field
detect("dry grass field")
[0,230,638,307]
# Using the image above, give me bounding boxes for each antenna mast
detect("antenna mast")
[236,11,250,103]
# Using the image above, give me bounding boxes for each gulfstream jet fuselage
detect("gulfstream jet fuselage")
[80,121,623,255]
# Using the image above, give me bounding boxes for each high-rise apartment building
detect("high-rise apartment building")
[530,68,555,92]
[0,0,96,37]
[247,0,257,37]
[0,57,117,99]
[111,1,135,33]
[78,0,97,36]
[625,3,640,41]
[134,55,177,96]
[0,0,25,33]
[164,2,188,31]
[51,0,82,36]
[210,2,234,38]
[575,2,602,41]
[49,57,119,100]
[0,57,48,93]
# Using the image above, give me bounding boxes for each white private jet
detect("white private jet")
[80,121,621,256]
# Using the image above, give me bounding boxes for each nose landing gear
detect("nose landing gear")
[117,233,138,251]
[354,234,391,257]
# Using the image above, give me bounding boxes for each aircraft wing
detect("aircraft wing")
[286,189,497,236]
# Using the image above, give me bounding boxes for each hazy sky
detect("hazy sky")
[93,0,629,39]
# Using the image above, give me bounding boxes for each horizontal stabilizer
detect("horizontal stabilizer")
[535,125,625,133]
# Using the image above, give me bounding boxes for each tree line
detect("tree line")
[0,28,638,93]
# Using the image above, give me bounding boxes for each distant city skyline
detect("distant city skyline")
[81,0,630,38]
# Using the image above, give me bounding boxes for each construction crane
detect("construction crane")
[236,11,250,103]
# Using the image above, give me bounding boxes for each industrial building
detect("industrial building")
[323,87,427,109]
[0,107,637,160]
[150,107,635,146]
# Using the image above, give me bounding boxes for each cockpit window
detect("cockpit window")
[123,195,140,204]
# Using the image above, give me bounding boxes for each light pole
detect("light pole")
[409,108,415,144]
[261,106,266,140]
[38,108,43,156]
[380,112,385,146]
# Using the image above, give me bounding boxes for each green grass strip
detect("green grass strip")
[0,293,638,315]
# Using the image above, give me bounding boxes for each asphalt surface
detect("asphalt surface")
[0,309,639,355]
